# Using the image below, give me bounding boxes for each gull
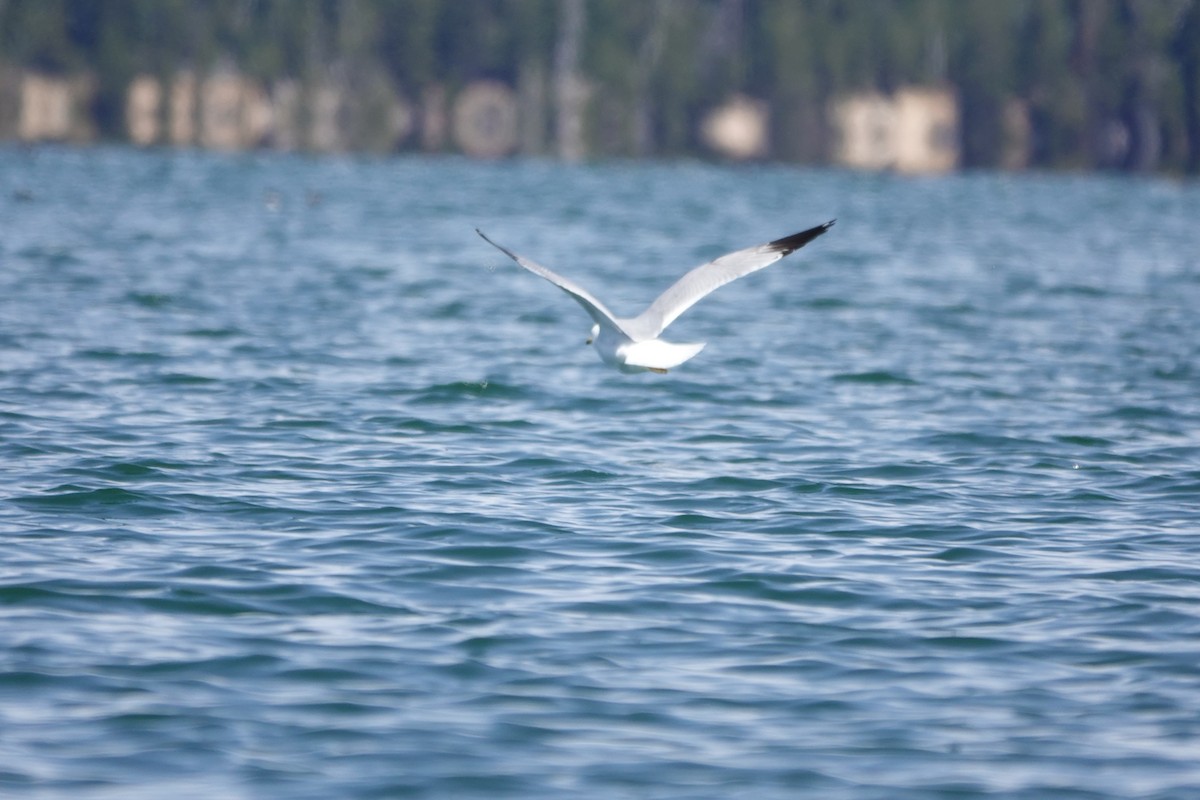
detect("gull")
[477,220,834,373]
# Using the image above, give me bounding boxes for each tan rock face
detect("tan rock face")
[453,81,519,159]
[17,73,94,143]
[127,76,161,146]
[833,87,959,174]
[701,95,770,160]
[169,72,197,146]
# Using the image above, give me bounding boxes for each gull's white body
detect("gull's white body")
[592,325,706,374]
[477,221,834,373]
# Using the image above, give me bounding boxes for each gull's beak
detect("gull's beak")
[586,323,599,345]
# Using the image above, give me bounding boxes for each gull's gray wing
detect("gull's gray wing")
[626,220,835,340]
[477,229,628,335]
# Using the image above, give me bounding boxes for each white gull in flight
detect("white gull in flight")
[477,221,835,373]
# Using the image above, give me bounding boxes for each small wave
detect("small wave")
[76,347,168,362]
[685,475,785,492]
[60,459,179,480]
[1055,434,1116,447]
[831,463,941,481]
[157,372,220,385]
[10,486,181,517]
[431,300,470,318]
[1104,404,1175,421]
[930,546,1003,562]
[183,326,243,338]
[410,380,529,404]
[1082,566,1200,583]
[830,370,918,385]
[661,512,726,530]
[546,467,618,482]
[695,577,869,608]
[907,431,1045,452]
[125,290,175,308]
[366,416,483,435]
[802,297,854,310]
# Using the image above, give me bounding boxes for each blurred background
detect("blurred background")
[1,0,1199,174]
[4,6,1200,800]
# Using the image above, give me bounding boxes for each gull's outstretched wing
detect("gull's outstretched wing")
[477,229,627,335]
[627,220,835,340]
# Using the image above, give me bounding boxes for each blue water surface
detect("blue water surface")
[2,146,1200,799]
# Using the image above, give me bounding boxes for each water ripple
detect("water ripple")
[1,150,1199,799]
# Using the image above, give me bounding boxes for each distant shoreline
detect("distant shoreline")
[2,1,1197,175]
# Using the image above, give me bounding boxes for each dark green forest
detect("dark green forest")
[2,0,1200,172]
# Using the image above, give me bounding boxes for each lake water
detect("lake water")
[2,146,1199,799]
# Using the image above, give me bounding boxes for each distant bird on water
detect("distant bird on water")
[477,220,835,373]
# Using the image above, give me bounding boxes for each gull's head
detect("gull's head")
[586,323,599,345]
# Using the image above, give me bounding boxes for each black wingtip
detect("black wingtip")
[476,228,522,264]
[768,219,836,255]
[476,228,502,250]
